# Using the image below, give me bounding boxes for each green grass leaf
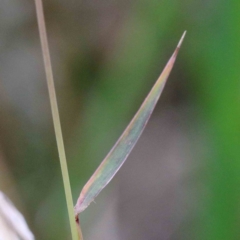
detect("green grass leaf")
[75,31,186,215]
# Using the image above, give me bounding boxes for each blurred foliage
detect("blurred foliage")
[0,0,239,240]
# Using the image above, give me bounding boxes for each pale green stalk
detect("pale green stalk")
[34,0,82,239]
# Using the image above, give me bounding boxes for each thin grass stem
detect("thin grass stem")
[34,0,81,239]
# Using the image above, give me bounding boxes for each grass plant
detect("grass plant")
[34,0,185,239]
[34,0,80,239]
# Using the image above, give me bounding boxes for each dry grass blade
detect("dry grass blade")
[75,31,186,215]
[34,0,80,239]
[0,191,35,240]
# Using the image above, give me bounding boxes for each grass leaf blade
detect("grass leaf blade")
[0,191,35,240]
[75,31,186,214]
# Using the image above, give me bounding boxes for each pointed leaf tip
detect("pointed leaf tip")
[75,33,186,215]
[177,31,187,49]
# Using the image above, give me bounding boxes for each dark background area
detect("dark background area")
[0,0,239,239]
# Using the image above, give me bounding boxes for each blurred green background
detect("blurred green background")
[0,0,239,239]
